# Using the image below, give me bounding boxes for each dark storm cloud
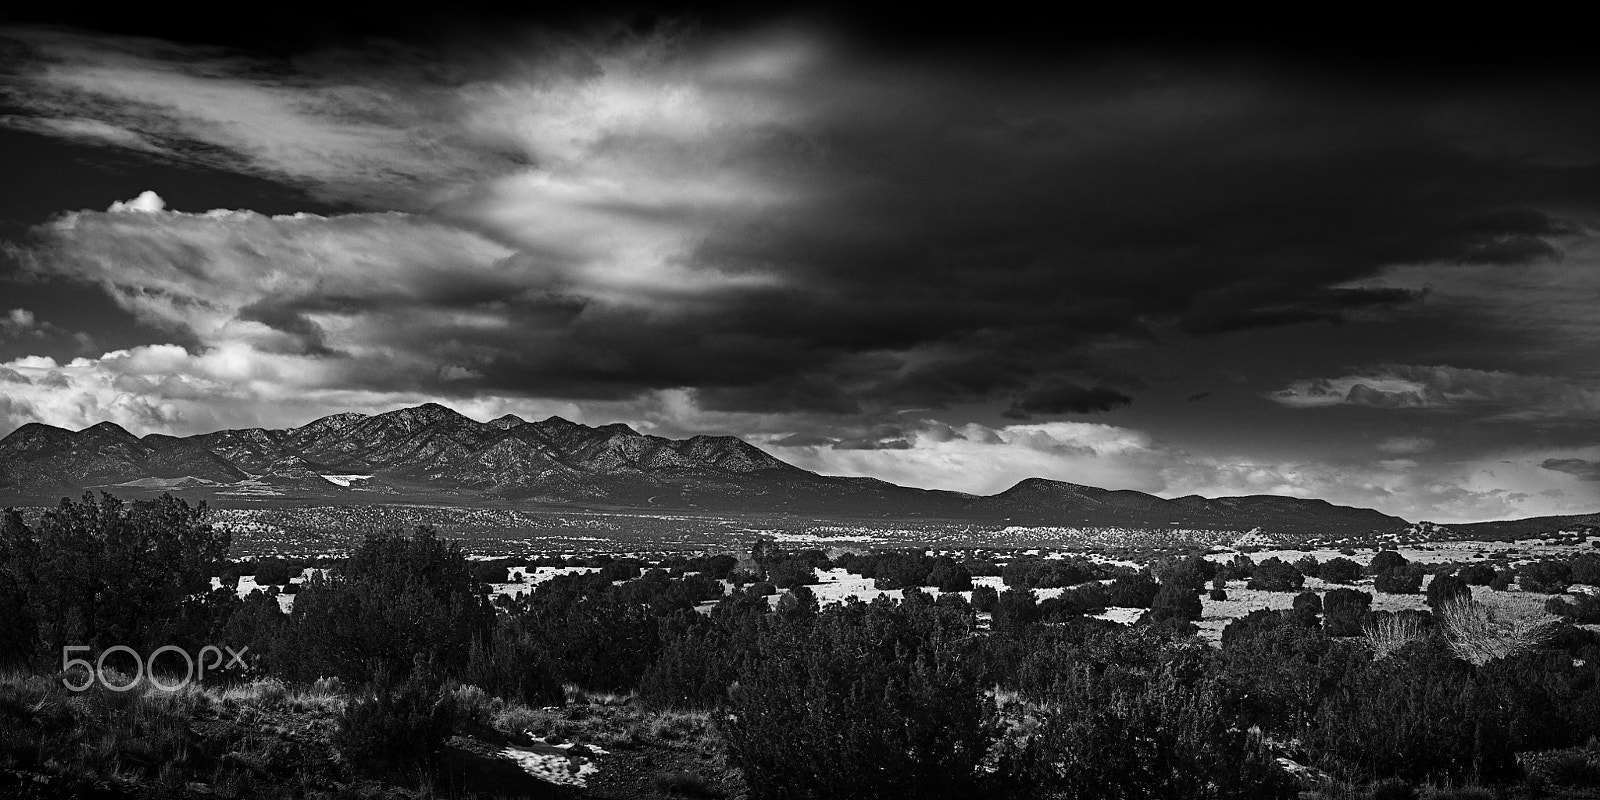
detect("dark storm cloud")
[1004,382,1133,419]
[4,23,1600,418]
[1180,288,1427,334]
[234,299,337,356]
[654,70,1600,411]
[1542,458,1600,481]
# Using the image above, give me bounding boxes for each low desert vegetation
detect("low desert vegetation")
[7,494,1600,798]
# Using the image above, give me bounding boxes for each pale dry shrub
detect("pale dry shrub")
[647,710,712,741]
[1363,614,1428,660]
[492,701,555,736]
[563,682,637,706]
[1436,597,1559,666]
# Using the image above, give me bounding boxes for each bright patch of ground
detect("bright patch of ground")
[489,566,600,599]
[319,474,372,487]
[1194,577,1567,644]
[499,737,607,787]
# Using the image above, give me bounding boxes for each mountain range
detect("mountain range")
[0,402,1411,536]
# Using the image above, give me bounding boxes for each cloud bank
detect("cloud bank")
[2,21,1600,522]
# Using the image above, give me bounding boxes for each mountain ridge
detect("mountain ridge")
[0,403,1412,536]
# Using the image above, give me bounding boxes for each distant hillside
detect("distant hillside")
[967,477,1408,536]
[1439,512,1600,541]
[0,403,1412,537]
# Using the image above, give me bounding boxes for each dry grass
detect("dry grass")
[1363,613,1428,660]
[1436,597,1560,666]
[563,682,637,707]
[206,677,345,713]
[491,694,718,755]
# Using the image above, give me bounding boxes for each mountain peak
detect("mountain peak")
[293,411,369,435]
[0,422,76,457]
[83,421,139,442]
[378,402,473,428]
[1003,477,1090,493]
[489,413,526,430]
[2,421,73,442]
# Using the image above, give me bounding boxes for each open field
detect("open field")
[12,502,1487,558]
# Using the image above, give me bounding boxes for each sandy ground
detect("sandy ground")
[211,539,1596,632]
[1212,537,1600,569]
[500,737,607,787]
[1194,576,1566,643]
[489,566,601,599]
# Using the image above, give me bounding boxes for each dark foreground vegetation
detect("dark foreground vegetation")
[6,494,1600,798]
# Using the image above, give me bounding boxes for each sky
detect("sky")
[2,7,1599,523]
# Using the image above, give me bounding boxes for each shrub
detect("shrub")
[1,494,229,659]
[599,559,644,582]
[335,672,459,780]
[1209,588,1227,601]
[1571,554,1600,586]
[970,584,999,613]
[1294,590,1324,614]
[1149,581,1202,623]
[1323,588,1372,637]
[992,588,1039,632]
[769,559,819,590]
[1155,555,1215,591]
[1543,750,1600,787]
[1371,777,1420,800]
[927,559,974,592]
[1282,590,1319,627]
[1370,550,1410,575]
[1364,611,1427,659]
[251,558,296,586]
[1221,609,1286,649]
[449,683,494,730]
[1224,554,1256,579]
[1375,568,1423,595]
[1548,593,1600,624]
[0,564,36,668]
[1294,555,1321,575]
[282,526,494,685]
[1106,572,1158,608]
[1247,558,1304,592]
[1426,574,1471,609]
[724,603,996,800]
[1488,570,1511,591]
[1015,654,1296,799]
[1518,561,1571,594]
[654,771,720,798]
[1435,598,1558,666]
[1319,557,1364,584]
[1309,639,1521,786]
[1459,563,1495,586]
